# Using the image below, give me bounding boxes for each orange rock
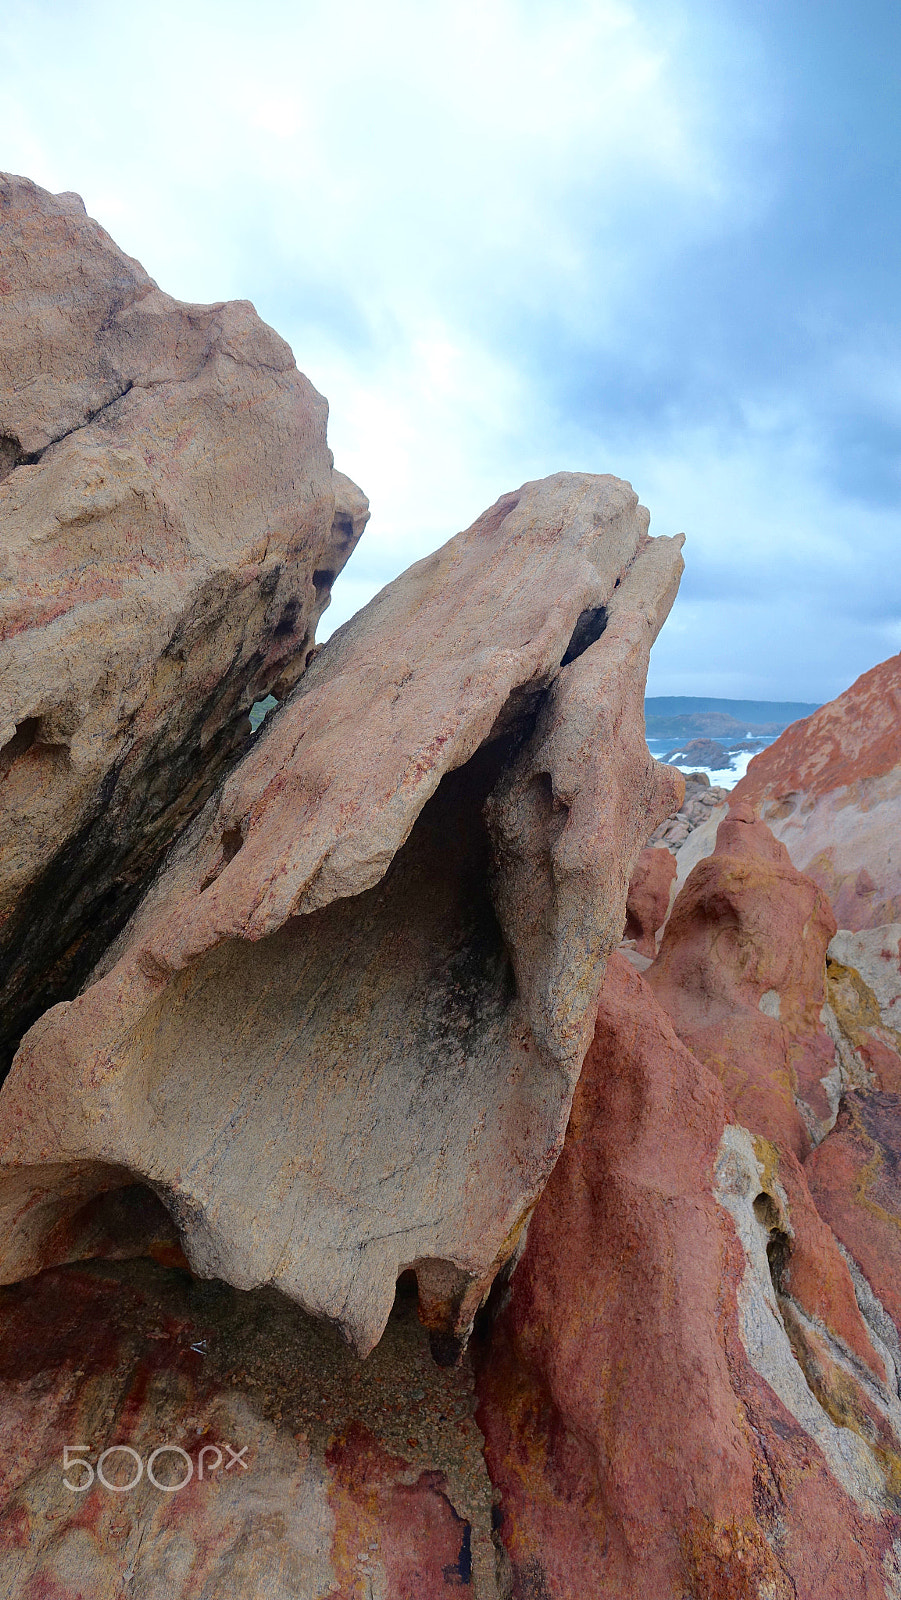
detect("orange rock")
[731,652,901,930]
[646,808,839,1156]
[474,953,901,1597]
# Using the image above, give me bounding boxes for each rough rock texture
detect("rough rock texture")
[0,1259,498,1598]
[621,844,676,957]
[825,927,901,1096]
[647,768,729,853]
[731,652,901,930]
[474,953,901,1599]
[662,735,728,768]
[0,173,368,1070]
[647,806,841,1155]
[807,1091,901,1348]
[0,472,684,1356]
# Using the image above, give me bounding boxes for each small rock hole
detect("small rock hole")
[199,823,244,892]
[0,716,40,775]
[249,694,278,733]
[561,604,608,666]
[0,434,22,483]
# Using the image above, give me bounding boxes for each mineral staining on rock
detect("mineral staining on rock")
[0,471,684,1356]
[0,173,368,1071]
[474,953,901,1599]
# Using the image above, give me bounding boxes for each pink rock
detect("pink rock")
[474,953,901,1598]
[622,844,676,956]
[0,173,367,1068]
[731,652,901,930]
[0,473,684,1355]
[646,808,839,1155]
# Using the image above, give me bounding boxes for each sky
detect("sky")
[3,0,899,701]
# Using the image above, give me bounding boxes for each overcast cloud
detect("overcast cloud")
[4,0,899,699]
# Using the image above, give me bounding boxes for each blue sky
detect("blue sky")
[4,0,899,699]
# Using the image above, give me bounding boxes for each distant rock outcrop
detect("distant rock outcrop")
[662,735,729,768]
[0,174,368,1071]
[0,471,684,1356]
[730,652,901,929]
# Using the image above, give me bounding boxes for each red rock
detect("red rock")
[0,1259,492,1598]
[474,953,901,1598]
[806,1091,901,1342]
[646,808,839,1156]
[622,844,676,956]
[731,652,901,930]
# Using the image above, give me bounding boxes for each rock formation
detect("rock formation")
[6,170,901,1599]
[0,173,368,1071]
[729,652,901,929]
[621,843,676,958]
[0,1260,496,1597]
[0,470,684,1357]
[474,952,901,1598]
[646,805,841,1154]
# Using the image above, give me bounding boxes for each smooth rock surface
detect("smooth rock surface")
[621,844,676,957]
[0,173,367,1069]
[647,807,840,1154]
[474,953,901,1599]
[731,652,901,930]
[0,473,684,1355]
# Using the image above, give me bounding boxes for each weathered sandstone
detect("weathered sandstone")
[730,652,901,929]
[647,806,840,1154]
[0,173,367,1069]
[807,1090,901,1349]
[0,472,684,1355]
[0,1259,497,1598]
[474,952,901,1598]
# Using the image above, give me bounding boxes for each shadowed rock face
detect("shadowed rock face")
[0,173,368,1070]
[0,472,684,1355]
[474,954,901,1600]
[729,651,901,930]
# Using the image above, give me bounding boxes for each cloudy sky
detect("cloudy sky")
[4,0,899,700]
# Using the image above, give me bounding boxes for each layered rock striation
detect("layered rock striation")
[0,173,367,1070]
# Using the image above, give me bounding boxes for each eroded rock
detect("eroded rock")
[474,953,901,1599]
[0,1259,497,1598]
[647,806,840,1154]
[0,472,683,1355]
[0,173,367,1069]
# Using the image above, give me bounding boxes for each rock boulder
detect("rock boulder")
[0,173,367,1070]
[0,472,684,1355]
